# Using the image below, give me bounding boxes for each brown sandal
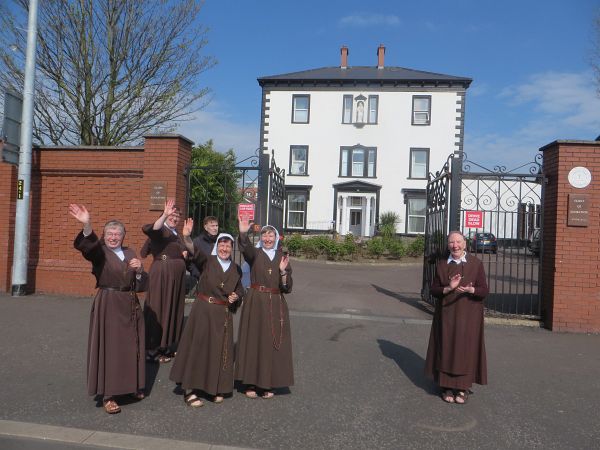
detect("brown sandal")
[261,391,274,399]
[441,389,455,403]
[158,355,172,363]
[213,395,224,404]
[184,393,204,408]
[454,391,468,404]
[103,398,121,414]
[245,389,258,399]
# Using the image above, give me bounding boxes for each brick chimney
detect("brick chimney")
[377,44,385,69]
[340,46,349,69]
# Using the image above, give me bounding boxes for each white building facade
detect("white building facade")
[258,45,472,236]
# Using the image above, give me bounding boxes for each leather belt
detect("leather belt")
[197,293,228,306]
[98,286,133,292]
[250,284,281,294]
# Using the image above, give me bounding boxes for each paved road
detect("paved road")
[1,259,599,449]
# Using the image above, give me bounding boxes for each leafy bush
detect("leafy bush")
[406,235,425,257]
[302,237,320,259]
[379,223,396,240]
[379,211,400,227]
[378,211,399,240]
[366,237,386,259]
[386,238,406,259]
[339,233,358,259]
[285,233,304,256]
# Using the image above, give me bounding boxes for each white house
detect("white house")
[258,45,472,236]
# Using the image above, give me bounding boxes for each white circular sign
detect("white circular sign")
[568,166,592,189]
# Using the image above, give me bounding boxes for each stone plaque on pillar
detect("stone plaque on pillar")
[567,194,589,227]
[150,182,167,210]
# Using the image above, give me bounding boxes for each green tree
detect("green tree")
[0,0,215,145]
[188,140,242,235]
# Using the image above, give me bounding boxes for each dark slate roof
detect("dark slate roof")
[258,66,472,88]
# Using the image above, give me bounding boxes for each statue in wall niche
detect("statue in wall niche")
[356,101,365,123]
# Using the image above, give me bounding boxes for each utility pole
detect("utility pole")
[11,0,39,296]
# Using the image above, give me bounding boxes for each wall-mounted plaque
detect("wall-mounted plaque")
[567,194,589,227]
[149,182,167,210]
[568,166,591,189]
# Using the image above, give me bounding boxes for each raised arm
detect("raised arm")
[153,199,176,230]
[70,203,102,262]
[238,217,256,264]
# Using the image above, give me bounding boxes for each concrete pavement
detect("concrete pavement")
[0,258,599,449]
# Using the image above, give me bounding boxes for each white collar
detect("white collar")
[109,247,125,261]
[217,255,231,272]
[447,252,467,264]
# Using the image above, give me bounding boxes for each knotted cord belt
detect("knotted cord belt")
[250,284,284,350]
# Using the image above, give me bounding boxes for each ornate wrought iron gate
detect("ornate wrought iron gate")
[185,149,285,259]
[422,152,544,318]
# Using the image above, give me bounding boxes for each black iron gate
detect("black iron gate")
[185,149,285,260]
[422,152,544,318]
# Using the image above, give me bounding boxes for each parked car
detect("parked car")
[527,229,541,256]
[470,232,498,254]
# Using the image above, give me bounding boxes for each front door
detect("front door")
[349,209,362,236]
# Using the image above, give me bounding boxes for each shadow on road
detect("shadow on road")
[377,339,438,396]
[371,284,433,316]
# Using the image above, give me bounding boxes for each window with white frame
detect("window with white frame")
[412,95,431,125]
[340,146,376,178]
[289,146,308,176]
[409,148,429,179]
[342,95,353,123]
[292,95,310,123]
[368,95,378,123]
[407,197,426,233]
[286,193,307,229]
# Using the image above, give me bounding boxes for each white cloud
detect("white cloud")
[339,13,401,27]
[467,71,600,167]
[499,71,600,129]
[172,106,260,161]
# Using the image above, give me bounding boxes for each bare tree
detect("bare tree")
[0,0,215,145]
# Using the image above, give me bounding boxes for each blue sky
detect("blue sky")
[176,0,600,170]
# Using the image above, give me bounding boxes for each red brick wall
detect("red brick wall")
[0,134,192,297]
[540,140,600,333]
[0,162,18,292]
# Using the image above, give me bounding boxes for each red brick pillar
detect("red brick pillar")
[142,134,192,227]
[0,162,18,292]
[540,140,600,332]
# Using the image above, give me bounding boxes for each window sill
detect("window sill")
[288,173,309,177]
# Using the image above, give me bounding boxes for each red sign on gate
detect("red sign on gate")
[238,203,255,222]
[464,211,483,228]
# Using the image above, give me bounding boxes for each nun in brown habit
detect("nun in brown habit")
[69,204,147,415]
[170,220,244,407]
[424,231,489,404]
[141,199,187,363]
[235,218,293,399]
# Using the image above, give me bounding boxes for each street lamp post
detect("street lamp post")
[11,0,39,296]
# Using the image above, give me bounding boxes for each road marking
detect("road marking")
[289,310,431,325]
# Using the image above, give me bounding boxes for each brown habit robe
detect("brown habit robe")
[235,233,294,390]
[169,246,244,395]
[141,224,187,353]
[74,231,146,397]
[424,252,489,390]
